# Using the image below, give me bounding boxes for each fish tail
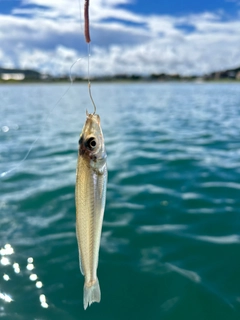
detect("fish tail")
[84,278,101,310]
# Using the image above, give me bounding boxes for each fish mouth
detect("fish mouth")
[83,114,102,139]
[86,113,100,125]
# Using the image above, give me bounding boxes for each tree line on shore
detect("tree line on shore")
[0,66,240,82]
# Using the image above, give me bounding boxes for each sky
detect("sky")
[0,0,240,76]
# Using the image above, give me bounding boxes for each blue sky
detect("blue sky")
[121,0,238,16]
[0,0,240,76]
[3,0,238,16]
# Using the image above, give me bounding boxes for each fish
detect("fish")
[75,111,107,310]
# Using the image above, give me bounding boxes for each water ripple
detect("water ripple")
[138,224,187,233]
[165,263,201,283]
[195,235,240,244]
[201,182,240,190]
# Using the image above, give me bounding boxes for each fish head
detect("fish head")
[78,113,107,170]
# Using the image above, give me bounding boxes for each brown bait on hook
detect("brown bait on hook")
[84,0,91,43]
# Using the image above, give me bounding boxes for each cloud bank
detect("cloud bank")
[1,0,240,76]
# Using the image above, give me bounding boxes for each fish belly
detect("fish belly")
[75,156,107,309]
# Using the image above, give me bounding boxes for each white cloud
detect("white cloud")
[16,46,80,75]
[0,0,240,75]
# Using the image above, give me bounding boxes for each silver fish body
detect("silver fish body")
[75,112,107,310]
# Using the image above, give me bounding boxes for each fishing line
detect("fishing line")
[82,0,97,114]
[87,44,97,114]
[0,58,82,178]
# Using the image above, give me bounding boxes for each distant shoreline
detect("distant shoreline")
[1,65,240,83]
[0,78,240,84]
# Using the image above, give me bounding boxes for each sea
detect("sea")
[0,82,240,320]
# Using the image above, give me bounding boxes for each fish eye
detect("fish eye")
[86,137,97,150]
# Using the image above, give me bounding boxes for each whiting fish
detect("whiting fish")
[75,112,107,310]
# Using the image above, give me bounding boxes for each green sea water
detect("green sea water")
[0,83,240,319]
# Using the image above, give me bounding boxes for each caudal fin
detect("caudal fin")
[84,278,101,310]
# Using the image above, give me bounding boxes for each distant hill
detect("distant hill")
[204,66,240,80]
[0,67,41,80]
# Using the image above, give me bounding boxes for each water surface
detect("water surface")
[0,83,240,319]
